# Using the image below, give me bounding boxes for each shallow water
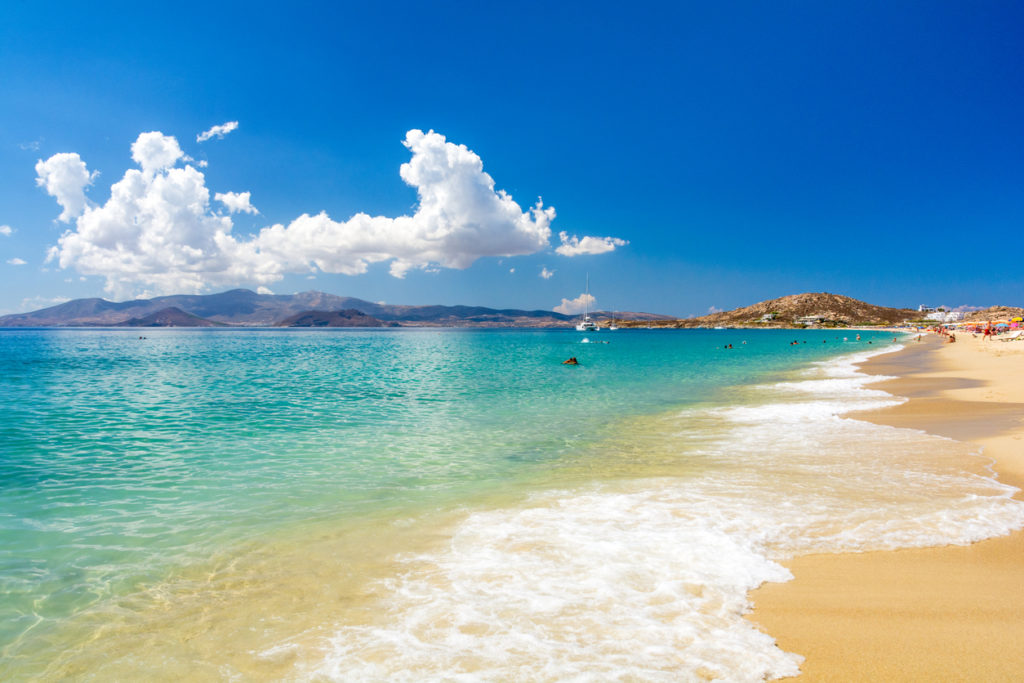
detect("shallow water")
[1,328,1021,680]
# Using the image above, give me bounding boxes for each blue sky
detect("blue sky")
[1,1,1022,317]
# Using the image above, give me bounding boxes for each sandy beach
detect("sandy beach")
[750,331,1024,680]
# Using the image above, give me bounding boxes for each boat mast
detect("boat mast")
[585,273,590,319]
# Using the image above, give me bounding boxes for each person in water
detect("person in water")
[562,357,579,365]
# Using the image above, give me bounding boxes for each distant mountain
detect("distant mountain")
[0,289,671,328]
[275,309,396,327]
[115,306,222,327]
[617,293,919,328]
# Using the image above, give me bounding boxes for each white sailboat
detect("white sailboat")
[575,275,598,332]
[608,311,619,331]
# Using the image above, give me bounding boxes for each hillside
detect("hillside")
[962,306,1024,323]
[618,293,919,328]
[115,307,222,327]
[275,309,395,327]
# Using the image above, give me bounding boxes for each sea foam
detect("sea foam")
[302,344,1024,681]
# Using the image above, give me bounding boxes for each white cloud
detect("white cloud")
[35,153,95,222]
[554,292,595,315]
[257,286,274,295]
[197,121,239,142]
[540,266,554,279]
[0,225,12,236]
[21,295,70,311]
[215,191,258,214]
[132,131,184,173]
[41,129,556,298]
[555,231,628,257]
[7,257,27,265]
[509,267,515,274]
[708,305,722,314]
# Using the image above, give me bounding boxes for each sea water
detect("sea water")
[1,328,1022,681]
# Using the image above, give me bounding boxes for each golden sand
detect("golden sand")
[749,332,1024,680]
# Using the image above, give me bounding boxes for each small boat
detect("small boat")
[608,311,619,331]
[576,315,598,332]
[575,274,598,332]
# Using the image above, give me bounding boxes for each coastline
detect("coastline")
[749,332,1024,679]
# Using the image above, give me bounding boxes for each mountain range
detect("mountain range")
[0,289,671,328]
[4,290,1010,329]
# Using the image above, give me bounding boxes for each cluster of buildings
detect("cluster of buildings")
[752,305,969,328]
[917,305,964,323]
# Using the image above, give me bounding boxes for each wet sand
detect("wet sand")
[749,332,1024,680]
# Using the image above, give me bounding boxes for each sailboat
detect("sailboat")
[575,275,598,332]
[608,312,619,331]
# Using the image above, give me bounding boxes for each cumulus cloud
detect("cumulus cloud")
[554,292,595,315]
[555,231,628,257]
[0,225,12,236]
[132,131,184,173]
[540,266,554,279]
[7,257,27,265]
[215,191,258,214]
[21,295,70,310]
[35,153,95,222]
[257,286,274,295]
[197,121,239,142]
[40,129,557,297]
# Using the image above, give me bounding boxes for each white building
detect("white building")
[924,310,963,323]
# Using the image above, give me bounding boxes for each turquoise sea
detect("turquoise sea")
[2,328,1022,680]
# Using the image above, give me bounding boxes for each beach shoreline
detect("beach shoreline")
[749,332,1024,680]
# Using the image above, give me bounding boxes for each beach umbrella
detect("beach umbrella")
[1013,317,1023,322]
[996,323,1009,327]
